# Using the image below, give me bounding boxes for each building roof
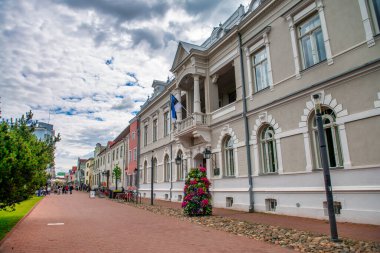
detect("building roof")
[112,125,130,146]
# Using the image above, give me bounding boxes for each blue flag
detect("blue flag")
[170,94,181,121]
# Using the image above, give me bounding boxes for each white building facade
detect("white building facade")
[137,0,380,225]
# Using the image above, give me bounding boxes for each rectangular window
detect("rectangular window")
[132,132,135,140]
[112,150,115,161]
[298,14,326,69]
[265,198,277,212]
[134,148,137,161]
[153,119,157,142]
[370,0,380,34]
[144,125,148,147]
[323,201,342,216]
[164,112,170,137]
[252,48,269,92]
[108,154,110,163]
[116,148,118,159]
[129,151,132,163]
[120,146,123,158]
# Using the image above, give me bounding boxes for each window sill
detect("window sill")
[300,59,327,75]
[253,86,270,96]
[259,172,279,176]
[312,166,343,172]
[223,176,236,179]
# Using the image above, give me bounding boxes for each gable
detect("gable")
[171,43,189,71]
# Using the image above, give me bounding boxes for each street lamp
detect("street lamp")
[313,93,339,242]
[175,155,182,166]
[203,148,212,160]
[203,148,220,176]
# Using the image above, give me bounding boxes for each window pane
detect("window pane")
[315,29,326,62]
[301,36,313,68]
[372,0,380,33]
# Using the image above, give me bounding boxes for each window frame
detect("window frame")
[164,155,170,182]
[163,111,170,137]
[310,108,343,169]
[260,125,278,174]
[252,47,270,92]
[223,136,235,177]
[144,125,148,147]
[297,13,326,69]
[152,119,158,142]
[369,0,380,34]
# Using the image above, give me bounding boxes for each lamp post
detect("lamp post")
[313,94,339,242]
[151,151,154,205]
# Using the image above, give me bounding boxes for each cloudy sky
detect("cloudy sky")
[0,0,250,173]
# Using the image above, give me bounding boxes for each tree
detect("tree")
[182,166,212,216]
[0,111,60,210]
[112,164,121,190]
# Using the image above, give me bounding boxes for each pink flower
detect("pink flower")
[190,179,197,185]
[184,195,193,201]
[197,188,204,195]
[199,167,206,173]
[201,199,209,207]
[201,177,209,185]
[182,201,188,208]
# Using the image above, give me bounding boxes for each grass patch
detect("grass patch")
[0,196,43,241]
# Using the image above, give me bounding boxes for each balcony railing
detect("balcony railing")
[174,112,210,135]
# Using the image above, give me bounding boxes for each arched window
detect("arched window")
[177,150,186,181]
[260,126,277,174]
[164,155,170,182]
[310,108,343,169]
[223,136,235,176]
[143,161,147,184]
[153,158,158,183]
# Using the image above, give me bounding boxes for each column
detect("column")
[175,89,182,121]
[244,47,253,96]
[303,132,313,172]
[193,74,201,113]
[338,124,352,169]
[286,16,301,79]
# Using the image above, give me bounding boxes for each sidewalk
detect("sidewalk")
[140,198,380,242]
[0,192,294,253]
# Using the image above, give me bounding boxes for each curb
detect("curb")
[0,196,45,247]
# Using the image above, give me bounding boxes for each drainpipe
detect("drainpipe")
[169,143,173,201]
[238,32,254,212]
[136,118,141,197]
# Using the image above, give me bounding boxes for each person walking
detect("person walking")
[69,185,73,194]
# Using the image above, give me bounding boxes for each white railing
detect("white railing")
[174,113,210,134]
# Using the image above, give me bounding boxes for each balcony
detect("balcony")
[173,112,211,147]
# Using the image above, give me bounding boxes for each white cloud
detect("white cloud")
[0,0,251,172]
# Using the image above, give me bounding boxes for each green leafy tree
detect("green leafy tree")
[0,111,60,210]
[112,164,121,190]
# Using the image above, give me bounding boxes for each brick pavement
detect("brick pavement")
[141,198,380,242]
[0,192,294,253]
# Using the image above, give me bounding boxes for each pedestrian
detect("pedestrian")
[69,185,73,194]
[65,185,69,194]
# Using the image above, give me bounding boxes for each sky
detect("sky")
[0,0,250,173]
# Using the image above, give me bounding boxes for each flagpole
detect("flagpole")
[170,93,191,118]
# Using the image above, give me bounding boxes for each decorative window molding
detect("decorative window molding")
[375,92,380,108]
[286,0,333,79]
[216,125,239,177]
[299,92,351,170]
[358,0,378,47]
[251,113,283,175]
[245,26,274,95]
